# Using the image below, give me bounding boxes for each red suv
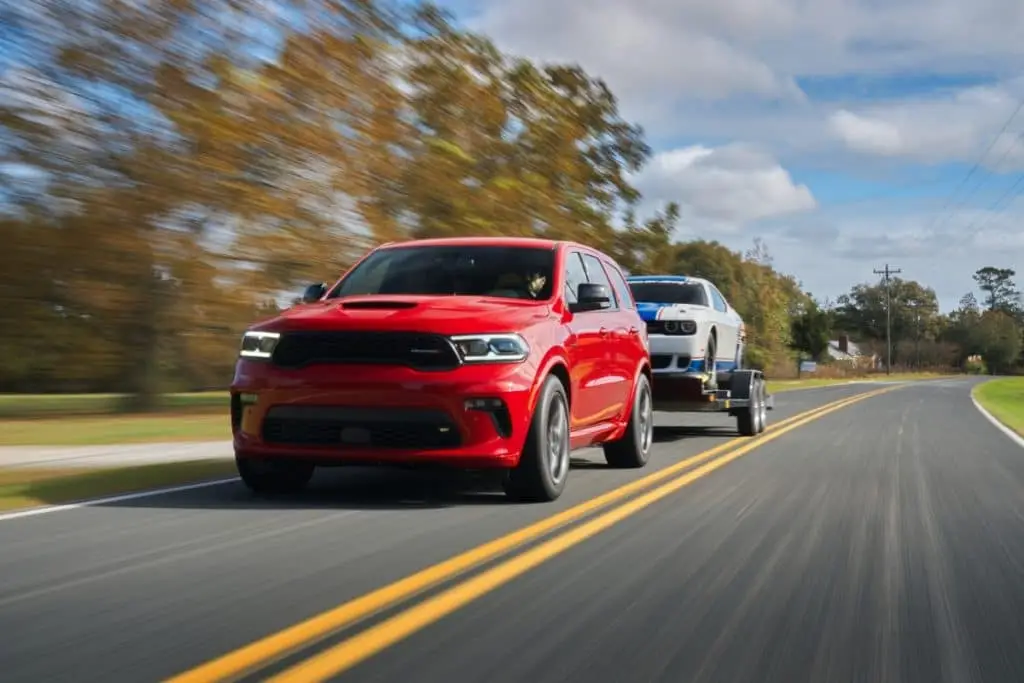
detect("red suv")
[230,237,653,502]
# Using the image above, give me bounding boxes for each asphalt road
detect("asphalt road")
[2,378,1022,682]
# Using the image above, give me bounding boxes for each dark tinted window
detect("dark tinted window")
[563,251,589,303]
[603,261,635,310]
[580,253,617,308]
[328,245,556,300]
[628,282,709,306]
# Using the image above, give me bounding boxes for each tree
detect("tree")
[973,311,1022,375]
[790,301,833,362]
[834,277,941,365]
[973,266,1021,315]
[611,202,679,275]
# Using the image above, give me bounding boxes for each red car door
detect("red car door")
[562,249,607,430]
[601,256,648,396]
[579,252,630,422]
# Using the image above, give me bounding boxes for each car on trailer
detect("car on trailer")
[231,237,654,503]
[626,274,772,436]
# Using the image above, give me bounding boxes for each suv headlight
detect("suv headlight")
[239,331,281,359]
[450,334,530,363]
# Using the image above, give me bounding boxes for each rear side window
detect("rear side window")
[709,286,727,312]
[580,253,618,308]
[603,261,636,310]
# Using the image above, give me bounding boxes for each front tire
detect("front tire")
[603,373,654,468]
[503,375,571,502]
[236,455,315,495]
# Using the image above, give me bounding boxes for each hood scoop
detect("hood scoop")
[340,300,419,310]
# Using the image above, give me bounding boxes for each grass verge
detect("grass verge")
[973,377,1024,437]
[0,459,237,511]
[767,371,958,394]
[0,392,228,419]
[0,413,230,446]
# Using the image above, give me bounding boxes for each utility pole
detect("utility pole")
[874,264,902,375]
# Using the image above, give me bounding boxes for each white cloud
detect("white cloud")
[634,144,817,229]
[756,195,1024,309]
[470,0,1024,107]
[827,81,1024,168]
[469,0,805,121]
[457,0,1024,305]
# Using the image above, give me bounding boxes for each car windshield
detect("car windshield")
[327,245,557,300]
[628,281,708,306]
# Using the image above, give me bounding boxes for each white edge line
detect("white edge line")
[0,476,240,523]
[970,388,1024,450]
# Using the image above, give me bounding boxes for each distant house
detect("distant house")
[826,335,880,369]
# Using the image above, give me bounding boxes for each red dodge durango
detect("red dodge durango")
[231,236,654,502]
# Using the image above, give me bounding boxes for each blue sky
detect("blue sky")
[438,0,1024,311]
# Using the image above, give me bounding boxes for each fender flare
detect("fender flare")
[529,350,573,415]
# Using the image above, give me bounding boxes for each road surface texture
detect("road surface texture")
[2,378,1021,683]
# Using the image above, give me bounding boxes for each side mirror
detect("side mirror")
[570,283,612,313]
[301,282,327,303]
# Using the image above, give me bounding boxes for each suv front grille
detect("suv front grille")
[261,406,462,450]
[271,331,461,371]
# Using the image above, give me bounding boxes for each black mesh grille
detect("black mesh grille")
[651,354,673,369]
[271,331,461,370]
[650,354,692,370]
[261,406,462,450]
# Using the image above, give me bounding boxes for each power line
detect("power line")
[873,263,902,376]
[924,97,1024,237]
[957,171,1024,245]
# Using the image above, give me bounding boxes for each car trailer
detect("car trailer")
[649,369,774,436]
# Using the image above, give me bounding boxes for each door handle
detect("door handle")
[628,326,638,335]
[599,327,610,338]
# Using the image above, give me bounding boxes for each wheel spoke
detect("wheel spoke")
[547,397,569,484]
[638,385,653,453]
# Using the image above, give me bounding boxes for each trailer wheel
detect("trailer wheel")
[729,370,759,437]
[755,378,768,433]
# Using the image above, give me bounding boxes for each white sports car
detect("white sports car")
[626,275,746,381]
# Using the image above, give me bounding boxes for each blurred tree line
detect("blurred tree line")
[792,266,1023,375]
[0,0,1020,404]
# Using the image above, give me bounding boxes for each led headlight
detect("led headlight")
[239,330,281,359]
[450,334,529,363]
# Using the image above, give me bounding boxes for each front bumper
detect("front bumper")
[231,359,537,469]
[648,334,706,374]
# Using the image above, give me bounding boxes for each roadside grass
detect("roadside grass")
[0,413,230,446]
[973,377,1024,437]
[0,392,228,418]
[0,460,237,511]
[0,371,958,446]
[766,371,958,394]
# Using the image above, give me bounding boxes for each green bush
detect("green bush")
[965,358,987,375]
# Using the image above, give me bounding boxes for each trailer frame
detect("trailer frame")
[649,368,774,436]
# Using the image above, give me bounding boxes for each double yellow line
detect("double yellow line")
[168,384,899,683]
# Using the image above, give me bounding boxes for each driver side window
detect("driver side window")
[563,251,588,304]
[708,285,728,313]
